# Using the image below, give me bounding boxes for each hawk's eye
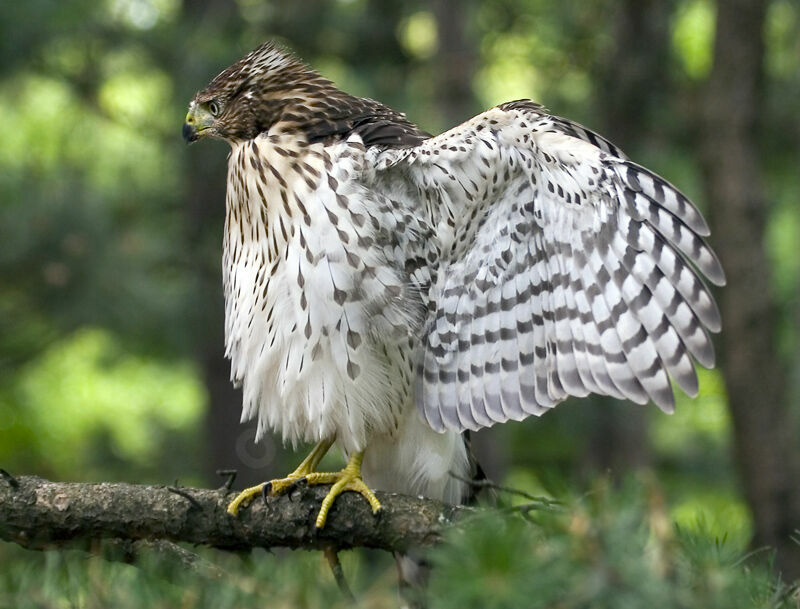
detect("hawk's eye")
[208,100,222,117]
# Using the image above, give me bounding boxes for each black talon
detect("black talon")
[285,477,307,500]
[261,482,272,502]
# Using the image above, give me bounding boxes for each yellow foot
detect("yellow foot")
[225,441,381,530]
[226,481,268,516]
[225,475,308,515]
[306,450,381,530]
[226,438,333,516]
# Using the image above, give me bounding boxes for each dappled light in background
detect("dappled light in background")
[672,0,715,80]
[1,0,799,603]
[0,328,205,482]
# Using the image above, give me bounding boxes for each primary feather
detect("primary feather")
[186,42,724,503]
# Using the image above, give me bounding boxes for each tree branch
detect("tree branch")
[0,474,467,556]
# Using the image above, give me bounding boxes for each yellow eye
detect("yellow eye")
[208,100,222,117]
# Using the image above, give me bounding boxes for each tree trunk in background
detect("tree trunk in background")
[700,0,800,579]
[584,0,675,477]
[185,141,280,489]
[432,0,478,126]
[596,0,674,149]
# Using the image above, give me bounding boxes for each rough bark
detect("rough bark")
[0,475,465,556]
[700,0,800,579]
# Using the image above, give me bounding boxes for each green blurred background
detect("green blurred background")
[1,0,799,606]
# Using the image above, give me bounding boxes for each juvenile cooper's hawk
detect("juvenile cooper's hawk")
[184,42,724,528]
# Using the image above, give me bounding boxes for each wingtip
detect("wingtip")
[674,367,700,398]
[694,338,716,369]
[652,385,676,414]
[690,211,711,238]
[710,265,727,287]
[659,402,676,415]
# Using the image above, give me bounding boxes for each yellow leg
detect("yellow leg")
[226,438,333,516]
[306,450,381,530]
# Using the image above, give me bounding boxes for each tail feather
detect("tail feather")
[393,430,489,608]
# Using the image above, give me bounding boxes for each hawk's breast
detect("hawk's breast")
[221,130,429,452]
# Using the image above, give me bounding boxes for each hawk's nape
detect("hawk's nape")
[184,42,723,528]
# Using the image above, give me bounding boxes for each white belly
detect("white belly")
[222,134,418,453]
[220,132,469,502]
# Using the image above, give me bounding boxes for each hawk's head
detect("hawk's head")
[183,42,334,144]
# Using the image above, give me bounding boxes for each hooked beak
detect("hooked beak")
[182,121,198,143]
[183,105,214,144]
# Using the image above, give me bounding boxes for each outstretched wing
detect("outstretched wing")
[368,100,725,433]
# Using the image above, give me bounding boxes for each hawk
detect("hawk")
[184,42,724,529]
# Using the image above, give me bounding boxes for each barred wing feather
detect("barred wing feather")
[369,100,725,433]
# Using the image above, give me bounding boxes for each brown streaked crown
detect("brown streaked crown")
[189,41,429,147]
